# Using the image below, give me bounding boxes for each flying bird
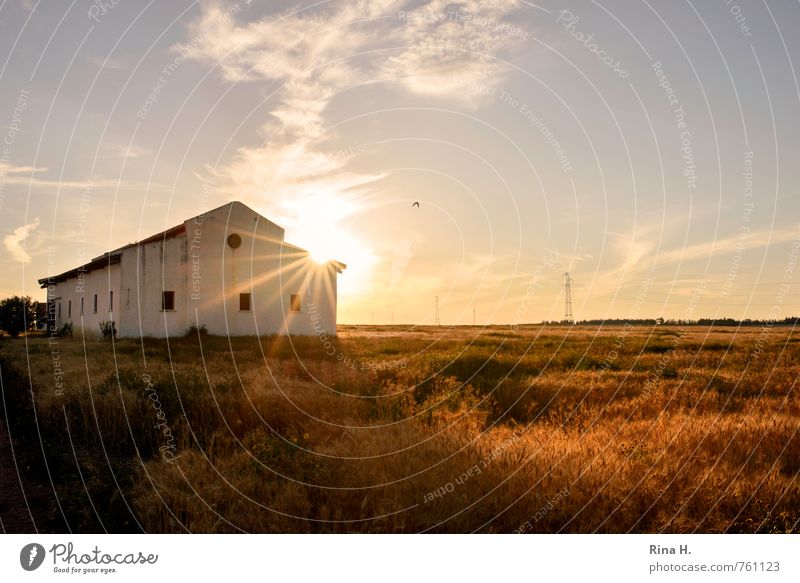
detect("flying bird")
[412,201,420,207]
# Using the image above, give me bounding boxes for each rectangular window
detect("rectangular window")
[80,297,84,316]
[68,300,71,318]
[109,291,113,312]
[93,294,98,314]
[290,294,301,312]
[58,303,62,318]
[239,293,251,311]
[162,291,175,311]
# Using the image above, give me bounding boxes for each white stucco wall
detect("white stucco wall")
[48,262,120,337]
[186,201,339,337]
[43,201,342,338]
[118,231,188,338]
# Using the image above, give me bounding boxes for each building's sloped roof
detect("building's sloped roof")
[38,223,186,288]
[38,201,346,287]
[38,252,122,287]
[112,223,186,254]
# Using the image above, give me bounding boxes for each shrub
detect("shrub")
[57,322,73,337]
[0,295,36,337]
[186,323,208,337]
[99,320,117,340]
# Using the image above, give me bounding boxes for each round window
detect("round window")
[227,233,242,249]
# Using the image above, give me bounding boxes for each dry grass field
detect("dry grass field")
[1,324,798,533]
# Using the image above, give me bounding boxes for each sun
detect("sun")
[287,193,376,289]
[309,245,331,264]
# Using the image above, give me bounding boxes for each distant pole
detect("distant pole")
[434,296,441,326]
[563,272,574,324]
[473,307,476,326]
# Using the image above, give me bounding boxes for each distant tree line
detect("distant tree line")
[543,316,800,327]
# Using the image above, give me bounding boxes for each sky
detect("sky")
[1,0,799,325]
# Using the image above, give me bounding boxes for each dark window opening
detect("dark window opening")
[58,303,62,318]
[109,291,113,312]
[68,300,72,318]
[93,294,98,314]
[162,291,175,311]
[80,297,84,316]
[290,294,301,312]
[239,293,251,311]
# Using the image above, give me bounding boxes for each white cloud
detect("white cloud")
[180,0,528,226]
[0,162,48,175]
[388,0,526,102]
[4,217,39,263]
[655,228,800,265]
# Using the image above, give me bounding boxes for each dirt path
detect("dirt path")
[0,418,64,533]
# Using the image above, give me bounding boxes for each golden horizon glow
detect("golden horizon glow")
[283,193,377,297]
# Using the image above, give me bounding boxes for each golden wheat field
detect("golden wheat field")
[1,324,799,533]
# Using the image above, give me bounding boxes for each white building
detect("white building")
[39,201,345,338]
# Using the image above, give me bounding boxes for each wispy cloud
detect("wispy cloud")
[180,2,525,201]
[0,162,167,191]
[387,0,527,101]
[655,228,800,265]
[582,225,800,303]
[180,0,528,270]
[4,217,39,263]
[0,162,47,175]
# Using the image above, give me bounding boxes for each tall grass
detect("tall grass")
[1,325,798,532]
